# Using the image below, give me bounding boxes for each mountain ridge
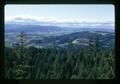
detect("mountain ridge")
[5,16,114,29]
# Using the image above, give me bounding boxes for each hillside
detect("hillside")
[5,30,115,50]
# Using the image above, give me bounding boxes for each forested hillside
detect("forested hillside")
[5,32,115,79]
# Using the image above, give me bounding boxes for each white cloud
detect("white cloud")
[5,14,114,29]
[5,14,57,22]
[5,14,114,23]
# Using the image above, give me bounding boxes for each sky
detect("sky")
[5,4,114,23]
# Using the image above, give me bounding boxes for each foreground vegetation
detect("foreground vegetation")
[5,32,115,79]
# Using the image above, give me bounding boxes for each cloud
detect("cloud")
[5,14,114,23]
[5,14,114,29]
[5,14,57,22]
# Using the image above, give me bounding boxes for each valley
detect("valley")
[5,23,115,50]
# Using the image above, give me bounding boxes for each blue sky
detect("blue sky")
[5,4,114,22]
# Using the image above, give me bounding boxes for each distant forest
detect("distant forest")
[5,32,115,79]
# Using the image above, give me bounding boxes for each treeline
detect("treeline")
[5,32,115,79]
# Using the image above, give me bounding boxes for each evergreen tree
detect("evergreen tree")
[11,31,31,79]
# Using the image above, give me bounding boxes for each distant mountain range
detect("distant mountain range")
[5,17,114,36]
[5,17,115,49]
[5,16,114,28]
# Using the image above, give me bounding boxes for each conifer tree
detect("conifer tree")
[11,31,31,79]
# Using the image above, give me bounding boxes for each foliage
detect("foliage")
[5,32,115,79]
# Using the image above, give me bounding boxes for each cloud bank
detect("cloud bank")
[5,15,114,29]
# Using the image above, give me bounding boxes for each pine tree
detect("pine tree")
[11,31,31,79]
